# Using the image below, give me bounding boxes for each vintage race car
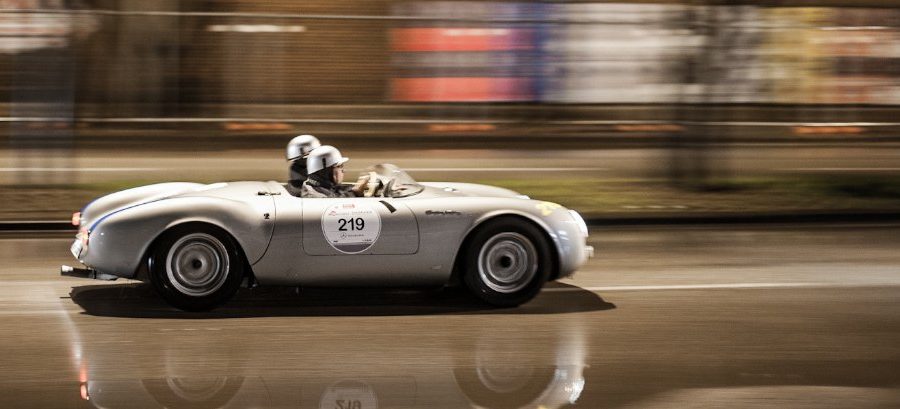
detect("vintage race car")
[62,164,593,311]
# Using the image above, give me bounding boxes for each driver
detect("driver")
[285,134,321,196]
[301,145,370,198]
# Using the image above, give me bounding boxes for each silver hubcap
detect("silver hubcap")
[166,233,230,297]
[477,232,538,293]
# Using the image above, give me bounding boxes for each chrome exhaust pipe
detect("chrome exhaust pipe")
[61,265,118,281]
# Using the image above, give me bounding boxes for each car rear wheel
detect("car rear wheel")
[462,217,552,307]
[150,224,244,311]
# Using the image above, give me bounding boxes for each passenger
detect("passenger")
[301,145,370,198]
[285,134,321,197]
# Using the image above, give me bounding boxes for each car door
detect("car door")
[301,197,419,255]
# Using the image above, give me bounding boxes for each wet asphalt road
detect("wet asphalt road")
[1,225,899,408]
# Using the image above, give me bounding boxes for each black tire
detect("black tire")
[461,217,552,307]
[149,224,245,312]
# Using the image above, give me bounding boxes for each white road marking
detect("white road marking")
[544,282,897,292]
[0,310,73,315]
[777,168,900,172]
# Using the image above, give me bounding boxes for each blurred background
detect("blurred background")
[3,4,900,407]
[2,0,900,221]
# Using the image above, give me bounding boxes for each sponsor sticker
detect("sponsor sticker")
[321,202,381,254]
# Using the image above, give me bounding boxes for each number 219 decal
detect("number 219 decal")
[321,203,382,254]
[337,217,365,231]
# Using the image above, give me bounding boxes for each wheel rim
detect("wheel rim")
[477,232,538,293]
[165,233,230,297]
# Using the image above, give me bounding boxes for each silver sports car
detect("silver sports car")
[62,164,593,311]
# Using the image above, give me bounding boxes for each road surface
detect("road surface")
[0,224,898,408]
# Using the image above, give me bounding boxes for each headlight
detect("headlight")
[569,210,588,237]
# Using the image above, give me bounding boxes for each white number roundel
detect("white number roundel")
[321,202,381,254]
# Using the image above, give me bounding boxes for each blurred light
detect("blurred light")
[615,124,683,133]
[224,122,292,131]
[428,123,496,132]
[820,26,890,31]
[393,77,534,102]
[206,24,306,33]
[446,28,510,37]
[0,3,98,54]
[793,126,864,135]
[79,382,89,401]
[567,377,585,404]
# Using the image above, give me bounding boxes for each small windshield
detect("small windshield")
[369,163,424,198]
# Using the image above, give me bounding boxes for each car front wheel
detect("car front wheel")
[462,217,552,307]
[150,224,244,312]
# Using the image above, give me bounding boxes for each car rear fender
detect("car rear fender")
[82,196,274,278]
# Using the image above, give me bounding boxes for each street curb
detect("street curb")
[2,212,900,233]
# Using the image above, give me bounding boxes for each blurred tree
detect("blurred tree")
[670,2,740,191]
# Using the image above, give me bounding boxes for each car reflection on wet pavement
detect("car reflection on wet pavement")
[10,284,595,409]
[71,313,588,409]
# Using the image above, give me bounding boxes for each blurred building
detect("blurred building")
[1,1,900,123]
[390,1,544,102]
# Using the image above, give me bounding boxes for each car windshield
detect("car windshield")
[370,163,424,198]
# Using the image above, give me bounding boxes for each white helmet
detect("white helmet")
[286,134,321,161]
[306,145,349,174]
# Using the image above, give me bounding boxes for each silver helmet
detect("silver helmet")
[286,134,321,161]
[306,145,349,174]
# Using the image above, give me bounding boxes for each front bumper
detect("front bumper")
[60,265,118,281]
[66,235,116,280]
